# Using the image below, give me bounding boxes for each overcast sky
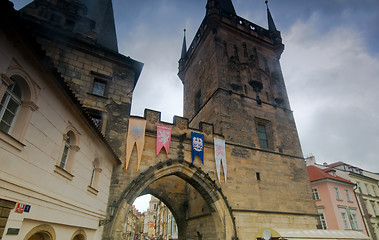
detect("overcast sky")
[13,0,379,175]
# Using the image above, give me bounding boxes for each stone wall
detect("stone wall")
[103,109,318,240]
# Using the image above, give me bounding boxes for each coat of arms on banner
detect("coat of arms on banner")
[191,132,204,164]
[125,119,146,171]
[156,125,172,156]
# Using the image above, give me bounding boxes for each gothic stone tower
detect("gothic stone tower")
[178,0,319,237]
[19,0,143,157]
[179,0,299,155]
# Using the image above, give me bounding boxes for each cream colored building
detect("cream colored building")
[143,197,159,238]
[0,3,120,240]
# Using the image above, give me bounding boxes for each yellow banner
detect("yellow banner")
[125,118,146,172]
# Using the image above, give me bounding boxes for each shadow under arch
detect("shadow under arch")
[106,159,238,240]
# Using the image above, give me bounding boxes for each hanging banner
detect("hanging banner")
[191,132,204,164]
[156,125,172,156]
[214,137,227,183]
[125,118,146,171]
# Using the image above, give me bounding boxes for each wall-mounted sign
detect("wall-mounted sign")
[7,228,20,235]
[24,204,31,212]
[15,203,25,213]
[14,203,31,213]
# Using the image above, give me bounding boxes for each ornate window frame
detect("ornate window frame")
[87,157,102,195]
[0,63,40,150]
[54,124,80,181]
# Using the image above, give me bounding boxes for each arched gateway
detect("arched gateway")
[105,159,237,240]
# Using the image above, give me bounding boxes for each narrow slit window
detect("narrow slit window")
[60,135,71,169]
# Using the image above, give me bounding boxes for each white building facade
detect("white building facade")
[0,3,120,240]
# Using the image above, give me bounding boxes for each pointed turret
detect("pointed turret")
[206,0,236,15]
[80,0,118,51]
[20,0,118,51]
[266,0,277,32]
[181,29,187,59]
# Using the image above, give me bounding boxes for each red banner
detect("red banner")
[156,125,172,156]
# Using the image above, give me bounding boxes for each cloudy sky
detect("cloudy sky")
[14,0,379,175]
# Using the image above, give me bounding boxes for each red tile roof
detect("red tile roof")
[307,165,354,184]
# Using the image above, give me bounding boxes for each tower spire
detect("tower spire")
[265,0,277,32]
[181,29,187,59]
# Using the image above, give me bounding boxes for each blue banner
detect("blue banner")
[191,132,204,164]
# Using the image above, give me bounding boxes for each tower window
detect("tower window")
[255,118,272,150]
[256,172,261,181]
[90,71,111,97]
[195,90,202,113]
[92,78,107,96]
[257,124,268,149]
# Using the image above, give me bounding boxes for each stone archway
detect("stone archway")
[104,159,237,240]
[70,229,87,240]
[23,224,55,240]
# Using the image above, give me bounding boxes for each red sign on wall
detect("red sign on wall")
[15,203,25,213]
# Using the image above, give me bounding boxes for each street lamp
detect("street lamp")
[99,200,118,226]
[109,200,117,217]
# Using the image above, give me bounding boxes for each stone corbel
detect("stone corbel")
[22,100,39,111]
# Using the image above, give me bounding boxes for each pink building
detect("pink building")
[307,166,367,236]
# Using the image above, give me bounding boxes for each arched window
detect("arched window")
[87,158,101,195]
[60,134,71,169]
[89,159,97,187]
[55,130,79,180]
[0,81,22,133]
[0,72,39,148]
